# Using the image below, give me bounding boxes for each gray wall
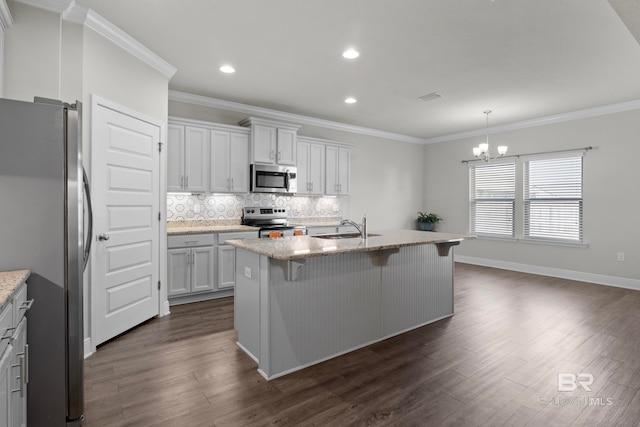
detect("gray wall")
[424,108,640,282]
[169,100,426,231]
[3,1,171,344]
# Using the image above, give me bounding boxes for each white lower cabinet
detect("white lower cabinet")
[0,279,29,427]
[167,231,258,304]
[0,344,10,427]
[217,231,258,291]
[10,319,26,427]
[217,246,236,290]
[167,234,215,298]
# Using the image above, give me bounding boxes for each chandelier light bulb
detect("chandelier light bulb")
[471,110,508,162]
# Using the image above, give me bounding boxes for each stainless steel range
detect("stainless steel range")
[242,207,307,238]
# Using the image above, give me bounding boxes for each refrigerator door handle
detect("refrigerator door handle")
[83,168,93,271]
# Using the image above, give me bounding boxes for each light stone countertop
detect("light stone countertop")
[167,220,258,235]
[0,270,30,309]
[227,229,475,260]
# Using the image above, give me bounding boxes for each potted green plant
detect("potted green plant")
[417,212,442,231]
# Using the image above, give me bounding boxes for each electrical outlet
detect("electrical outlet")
[244,266,252,279]
[617,252,625,262]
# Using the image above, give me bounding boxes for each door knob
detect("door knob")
[97,233,110,241]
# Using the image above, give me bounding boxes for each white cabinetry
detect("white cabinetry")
[0,344,10,427]
[167,124,209,193]
[210,128,250,193]
[326,145,351,196]
[167,234,215,297]
[0,279,30,427]
[10,320,26,427]
[217,231,258,291]
[239,117,300,166]
[296,137,325,195]
[167,231,259,305]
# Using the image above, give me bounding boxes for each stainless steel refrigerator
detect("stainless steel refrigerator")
[0,97,91,426]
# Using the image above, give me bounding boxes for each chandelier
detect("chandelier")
[472,110,507,162]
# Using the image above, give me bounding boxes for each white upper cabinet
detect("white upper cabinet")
[170,118,249,194]
[326,145,351,196]
[167,124,209,193]
[210,128,250,193]
[239,117,300,166]
[297,137,326,195]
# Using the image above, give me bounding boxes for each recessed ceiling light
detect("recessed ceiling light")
[219,65,236,74]
[345,97,357,104]
[342,49,359,59]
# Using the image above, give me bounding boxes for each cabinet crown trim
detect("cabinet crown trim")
[297,135,354,147]
[169,117,249,133]
[238,117,301,131]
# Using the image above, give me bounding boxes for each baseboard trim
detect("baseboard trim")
[84,337,94,359]
[455,255,640,291]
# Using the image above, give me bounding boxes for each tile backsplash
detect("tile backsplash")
[167,193,342,221]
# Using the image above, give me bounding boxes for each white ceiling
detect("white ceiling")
[76,0,640,140]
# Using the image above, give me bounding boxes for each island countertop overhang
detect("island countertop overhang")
[226,229,475,260]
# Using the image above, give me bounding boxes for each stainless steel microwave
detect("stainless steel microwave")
[250,164,298,194]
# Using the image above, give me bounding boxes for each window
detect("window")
[524,155,583,242]
[469,161,515,237]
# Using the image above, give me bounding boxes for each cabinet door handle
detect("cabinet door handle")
[181,175,184,188]
[185,176,189,188]
[19,299,34,312]
[24,344,29,384]
[231,177,234,190]
[1,327,15,340]
[278,151,281,161]
[11,355,25,397]
[310,182,313,191]
[270,149,275,160]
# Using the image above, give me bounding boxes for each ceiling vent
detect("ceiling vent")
[418,92,443,102]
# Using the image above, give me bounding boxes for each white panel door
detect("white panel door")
[309,142,325,195]
[276,128,296,165]
[252,124,276,164]
[229,133,249,192]
[210,130,231,192]
[167,124,184,191]
[92,100,160,346]
[184,127,209,192]
[217,245,236,289]
[167,248,190,297]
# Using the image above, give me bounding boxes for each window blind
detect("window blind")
[469,162,515,237]
[524,156,583,242]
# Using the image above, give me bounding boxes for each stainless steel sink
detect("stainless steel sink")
[312,233,380,239]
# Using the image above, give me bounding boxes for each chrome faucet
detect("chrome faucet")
[341,213,367,239]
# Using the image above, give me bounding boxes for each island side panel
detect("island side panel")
[265,252,382,378]
[234,248,261,362]
[381,244,454,337]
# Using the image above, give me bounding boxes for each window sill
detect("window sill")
[474,235,588,248]
[519,238,588,248]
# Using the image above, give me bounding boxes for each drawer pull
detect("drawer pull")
[1,327,15,340]
[11,355,25,397]
[19,299,34,312]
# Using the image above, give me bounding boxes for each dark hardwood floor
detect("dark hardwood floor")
[83,263,640,426]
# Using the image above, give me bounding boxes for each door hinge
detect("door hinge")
[157,280,161,290]
[158,212,161,221]
[158,142,163,152]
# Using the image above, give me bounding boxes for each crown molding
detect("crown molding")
[12,0,176,79]
[0,0,13,31]
[11,0,72,14]
[63,3,176,79]
[168,90,426,145]
[424,99,640,144]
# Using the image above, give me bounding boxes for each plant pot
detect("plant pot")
[417,221,434,231]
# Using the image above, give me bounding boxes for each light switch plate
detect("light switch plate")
[244,266,252,278]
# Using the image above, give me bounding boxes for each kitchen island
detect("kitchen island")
[227,230,474,380]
